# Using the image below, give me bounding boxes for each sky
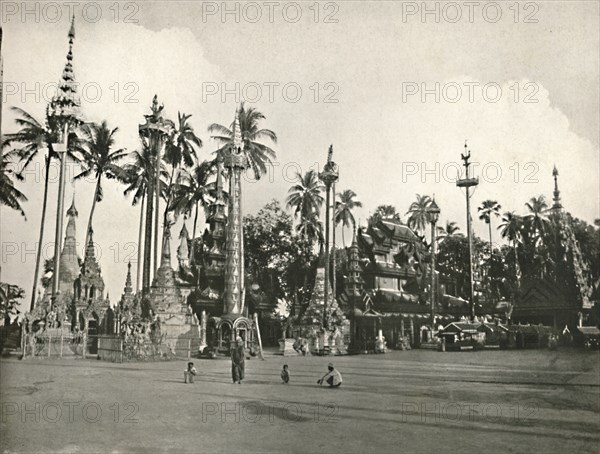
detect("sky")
[1,1,599,311]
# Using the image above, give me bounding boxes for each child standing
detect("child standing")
[281,364,290,384]
[184,362,197,383]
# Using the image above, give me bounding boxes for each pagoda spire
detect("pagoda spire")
[48,14,81,128]
[124,262,133,295]
[85,227,96,261]
[552,165,562,213]
[160,225,172,269]
[67,194,78,217]
[50,15,82,306]
[178,222,190,267]
[346,225,363,296]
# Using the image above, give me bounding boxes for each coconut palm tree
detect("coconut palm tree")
[170,160,216,239]
[478,199,501,252]
[286,170,325,219]
[369,204,401,226]
[436,220,460,242]
[163,112,202,223]
[5,107,82,310]
[406,194,432,234]
[75,121,126,248]
[295,210,324,249]
[498,211,523,284]
[208,102,277,180]
[0,143,27,218]
[525,195,550,244]
[118,143,169,292]
[334,189,362,247]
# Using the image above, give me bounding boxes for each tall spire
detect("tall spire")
[58,193,80,293]
[178,222,190,266]
[552,165,562,212]
[124,262,133,295]
[346,225,363,296]
[160,226,172,269]
[48,14,81,130]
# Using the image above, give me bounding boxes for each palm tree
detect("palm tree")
[525,195,549,241]
[75,121,126,248]
[5,107,81,310]
[286,170,325,219]
[369,204,401,226]
[498,211,523,284]
[163,112,202,223]
[335,189,362,247]
[0,143,27,218]
[170,160,216,239]
[208,102,277,180]
[478,200,501,252]
[295,210,324,249]
[118,143,169,292]
[436,220,460,242]
[406,194,432,234]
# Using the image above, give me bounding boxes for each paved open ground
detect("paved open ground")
[1,348,599,453]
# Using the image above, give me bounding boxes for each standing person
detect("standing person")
[281,364,290,384]
[231,336,245,384]
[317,363,342,388]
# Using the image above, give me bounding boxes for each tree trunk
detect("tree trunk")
[342,224,346,248]
[29,154,52,310]
[153,136,162,281]
[85,175,101,249]
[192,202,198,240]
[142,177,154,293]
[488,220,493,253]
[136,193,145,293]
[163,164,177,226]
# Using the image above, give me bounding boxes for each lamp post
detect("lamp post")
[427,198,440,332]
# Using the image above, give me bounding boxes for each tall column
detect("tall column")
[332,181,337,307]
[428,198,440,329]
[456,143,479,321]
[319,145,339,328]
[138,95,172,292]
[51,127,68,306]
[223,107,248,316]
[48,16,81,307]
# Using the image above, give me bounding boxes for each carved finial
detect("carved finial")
[68,14,75,39]
[67,194,78,217]
[327,145,333,162]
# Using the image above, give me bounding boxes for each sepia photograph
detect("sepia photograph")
[0,1,599,453]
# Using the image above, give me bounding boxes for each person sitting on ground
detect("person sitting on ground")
[317,363,342,388]
[184,361,197,384]
[281,364,290,384]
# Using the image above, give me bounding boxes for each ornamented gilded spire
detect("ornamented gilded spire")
[552,165,562,212]
[48,14,82,131]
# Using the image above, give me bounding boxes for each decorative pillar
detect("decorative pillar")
[319,145,339,327]
[428,198,440,332]
[223,107,248,316]
[49,16,82,307]
[199,310,207,351]
[456,142,479,320]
